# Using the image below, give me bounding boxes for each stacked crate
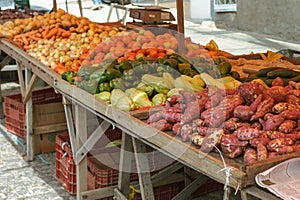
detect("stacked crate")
[55,127,182,199]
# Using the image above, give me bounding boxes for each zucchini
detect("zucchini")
[267,69,300,78]
[257,67,284,77]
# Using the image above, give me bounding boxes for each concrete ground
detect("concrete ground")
[0,0,297,199]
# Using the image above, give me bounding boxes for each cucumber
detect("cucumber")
[257,67,284,77]
[290,75,300,82]
[266,69,300,78]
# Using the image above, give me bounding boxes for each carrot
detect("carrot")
[21,35,29,46]
[29,35,42,41]
[44,27,59,39]
[42,26,50,38]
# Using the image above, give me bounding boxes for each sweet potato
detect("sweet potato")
[251,98,275,121]
[163,112,183,123]
[225,146,244,158]
[220,134,248,153]
[264,86,287,103]
[250,137,271,148]
[272,77,284,87]
[268,152,279,158]
[180,123,193,142]
[224,117,240,132]
[279,108,300,120]
[204,92,222,109]
[165,106,182,113]
[191,119,204,132]
[196,127,221,136]
[238,81,266,104]
[284,132,300,141]
[251,122,262,130]
[235,127,262,140]
[203,117,225,128]
[233,105,254,121]
[179,90,197,104]
[257,143,268,161]
[244,147,257,164]
[149,119,172,131]
[172,122,181,135]
[272,102,296,114]
[278,120,297,133]
[263,113,274,121]
[201,129,224,153]
[286,94,300,107]
[250,94,263,112]
[275,145,300,154]
[192,134,205,146]
[147,110,164,123]
[267,137,294,151]
[182,101,200,124]
[265,130,285,139]
[287,89,300,97]
[263,114,285,131]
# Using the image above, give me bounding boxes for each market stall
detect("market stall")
[1,4,300,200]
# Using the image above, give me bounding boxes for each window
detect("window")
[214,0,237,12]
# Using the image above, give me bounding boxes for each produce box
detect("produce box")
[4,88,66,138]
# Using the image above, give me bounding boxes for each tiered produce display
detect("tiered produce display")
[1,8,300,167]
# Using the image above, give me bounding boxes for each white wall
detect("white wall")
[190,0,212,19]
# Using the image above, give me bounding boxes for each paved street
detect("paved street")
[1,0,299,199]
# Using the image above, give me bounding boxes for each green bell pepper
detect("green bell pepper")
[62,71,76,83]
[99,82,111,92]
[89,68,107,83]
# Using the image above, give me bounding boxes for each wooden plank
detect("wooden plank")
[118,132,133,197]
[132,138,155,200]
[17,62,25,97]
[25,68,34,161]
[23,74,37,104]
[0,79,3,119]
[75,120,111,165]
[62,96,78,154]
[172,174,210,200]
[75,105,87,199]
[242,186,281,200]
[80,185,115,200]
[114,188,128,200]
[0,55,13,70]
[33,122,67,135]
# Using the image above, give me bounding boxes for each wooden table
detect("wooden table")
[0,39,289,200]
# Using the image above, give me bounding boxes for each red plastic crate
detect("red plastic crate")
[4,88,62,137]
[56,129,123,195]
[192,178,224,197]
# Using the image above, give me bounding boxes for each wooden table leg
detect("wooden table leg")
[25,68,33,161]
[132,138,155,200]
[0,79,3,119]
[74,104,87,199]
[118,132,134,198]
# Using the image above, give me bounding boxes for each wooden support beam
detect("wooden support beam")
[22,74,37,104]
[25,68,34,161]
[172,174,210,200]
[242,186,281,200]
[118,132,134,198]
[80,185,116,200]
[17,62,25,97]
[0,55,13,70]
[132,138,155,200]
[62,96,77,155]
[75,104,88,199]
[75,120,111,165]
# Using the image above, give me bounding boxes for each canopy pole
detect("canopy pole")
[176,0,185,54]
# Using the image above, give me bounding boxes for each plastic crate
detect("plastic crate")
[56,128,123,195]
[4,88,62,137]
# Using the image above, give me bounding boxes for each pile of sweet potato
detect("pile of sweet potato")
[147,78,300,164]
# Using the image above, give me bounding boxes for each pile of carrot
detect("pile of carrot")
[13,25,72,50]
